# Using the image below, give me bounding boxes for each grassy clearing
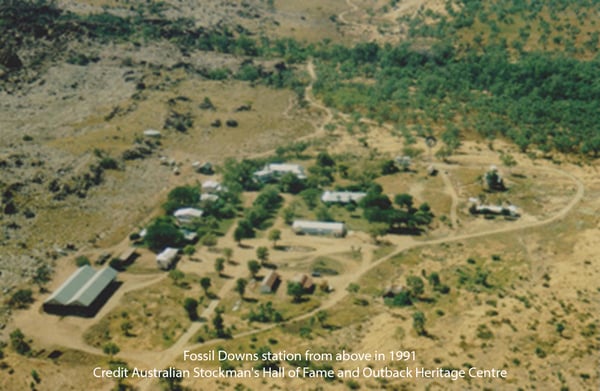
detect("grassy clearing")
[84,273,202,350]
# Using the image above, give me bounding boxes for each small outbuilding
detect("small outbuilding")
[291,273,314,292]
[200,193,219,202]
[192,161,214,174]
[202,180,223,194]
[156,247,179,270]
[143,129,161,138]
[382,284,404,298]
[292,220,347,237]
[260,270,281,293]
[116,248,138,264]
[173,207,203,224]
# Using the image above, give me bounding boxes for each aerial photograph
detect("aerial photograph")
[0,0,598,390]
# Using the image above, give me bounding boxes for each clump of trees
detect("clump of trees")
[145,217,184,251]
[248,302,283,323]
[10,329,31,356]
[163,186,199,214]
[234,185,283,241]
[8,289,34,309]
[359,184,433,234]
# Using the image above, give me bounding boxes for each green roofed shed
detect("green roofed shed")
[67,267,118,307]
[44,265,96,306]
[44,265,118,316]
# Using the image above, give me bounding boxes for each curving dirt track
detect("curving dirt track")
[14,41,587,391]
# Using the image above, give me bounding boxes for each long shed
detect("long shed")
[43,266,118,316]
[292,220,347,237]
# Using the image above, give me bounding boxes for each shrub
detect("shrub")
[9,289,34,309]
[75,256,91,267]
[10,329,30,356]
[99,157,119,170]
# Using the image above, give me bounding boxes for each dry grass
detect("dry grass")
[83,273,202,350]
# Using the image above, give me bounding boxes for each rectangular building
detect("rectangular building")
[43,265,118,317]
[292,220,346,237]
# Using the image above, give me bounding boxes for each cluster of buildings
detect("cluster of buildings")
[258,270,314,295]
[172,180,226,225]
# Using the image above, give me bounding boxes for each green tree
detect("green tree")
[235,278,248,298]
[31,369,41,384]
[299,188,321,209]
[120,320,133,337]
[233,225,245,245]
[368,223,388,244]
[75,256,91,267]
[183,298,198,321]
[201,233,217,247]
[215,257,225,276]
[316,310,328,327]
[268,229,281,248]
[315,205,333,221]
[406,276,425,299]
[223,247,233,264]
[316,152,335,167]
[103,342,120,359]
[9,289,34,309]
[287,281,304,302]
[247,260,261,278]
[391,291,412,307]
[256,246,269,264]
[279,172,305,194]
[394,193,414,210]
[163,185,199,214]
[283,207,295,225]
[200,277,211,295]
[212,308,227,338]
[159,367,184,391]
[168,269,185,286]
[145,218,184,251]
[412,311,426,336]
[427,272,440,287]
[32,264,51,292]
[381,159,399,175]
[10,329,31,356]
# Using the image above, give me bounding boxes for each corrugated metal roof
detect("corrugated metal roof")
[321,191,366,203]
[44,265,96,305]
[44,266,117,307]
[67,267,118,307]
[292,220,345,231]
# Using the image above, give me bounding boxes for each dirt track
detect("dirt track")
[11,30,588,390]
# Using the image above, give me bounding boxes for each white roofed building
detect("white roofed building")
[200,193,219,202]
[321,190,366,204]
[292,220,346,237]
[173,207,203,224]
[156,247,179,269]
[254,163,307,182]
[202,180,223,194]
[143,129,161,137]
